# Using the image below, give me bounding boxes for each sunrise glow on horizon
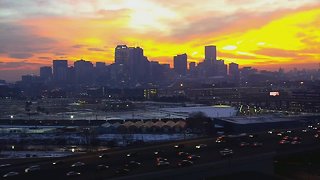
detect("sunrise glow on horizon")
[1,0,320,81]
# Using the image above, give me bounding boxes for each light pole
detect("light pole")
[70,115,74,124]
[11,145,15,157]
[10,115,13,124]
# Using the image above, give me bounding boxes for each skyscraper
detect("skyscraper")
[229,62,239,77]
[128,46,150,82]
[74,59,94,85]
[174,53,187,76]
[115,45,129,64]
[229,63,240,85]
[40,66,52,81]
[205,45,217,62]
[53,60,68,83]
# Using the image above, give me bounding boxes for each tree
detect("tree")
[186,112,215,135]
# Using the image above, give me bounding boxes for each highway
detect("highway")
[1,125,320,180]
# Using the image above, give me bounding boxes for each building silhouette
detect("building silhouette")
[40,66,52,82]
[174,53,187,76]
[205,45,217,63]
[229,62,240,83]
[53,60,68,83]
[115,45,129,64]
[74,59,94,85]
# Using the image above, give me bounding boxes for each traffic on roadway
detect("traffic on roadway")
[2,123,320,179]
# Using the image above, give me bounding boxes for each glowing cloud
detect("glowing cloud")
[0,0,320,81]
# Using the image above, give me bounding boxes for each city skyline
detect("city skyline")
[1,0,320,81]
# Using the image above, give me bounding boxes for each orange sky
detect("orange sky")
[0,0,320,81]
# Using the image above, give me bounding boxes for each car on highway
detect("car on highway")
[277,132,284,136]
[156,157,168,162]
[252,142,263,147]
[66,171,81,177]
[216,136,226,143]
[174,144,185,149]
[96,164,110,170]
[115,168,130,175]
[25,165,40,173]
[3,171,19,178]
[126,152,138,157]
[220,149,233,157]
[99,153,109,158]
[177,151,190,157]
[153,150,165,156]
[71,162,85,167]
[177,160,193,167]
[279,140,290,145]
[125,161,142,169]
[187,154,200,160]
[282,136,291,140]
[239,142,250,147]
[0,164,11,168]
[156,161,170,167]
[293,136,301,141]
[195,144,207,149]
[291,140,301,145]
[52,160,65,165]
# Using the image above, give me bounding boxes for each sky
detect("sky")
[1,0,320,81]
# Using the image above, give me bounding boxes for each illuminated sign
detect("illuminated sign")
[270,92,280,96]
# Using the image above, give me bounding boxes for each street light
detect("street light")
[70,115,74,124]
[10,115,13,124]
[11,145,15,157]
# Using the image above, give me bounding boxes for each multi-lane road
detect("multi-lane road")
[1,125,320,180]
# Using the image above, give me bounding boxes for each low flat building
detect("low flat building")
[215,115,320,134]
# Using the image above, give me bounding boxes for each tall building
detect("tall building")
[115,45,129,64]
[205,45,217,62]
[39,66,52,81]
[67,66,75,83]
[229,62,240,82]
[214,59,228,76]
[174,53,187,76]
[74,59,94,85]
[53,60,68,83]
[128,47,150,82]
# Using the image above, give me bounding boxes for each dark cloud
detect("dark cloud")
[168,11,277,41]
[72,44,87,49]
[254,47,318,64]
[87,47,105,52]
[255,48,298,58]
[219,51,268,60]
[38,56,51,60]
[0,23,56,55]
[0,61,39,69]
[54,52,67,56]
[9,53,34,59]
